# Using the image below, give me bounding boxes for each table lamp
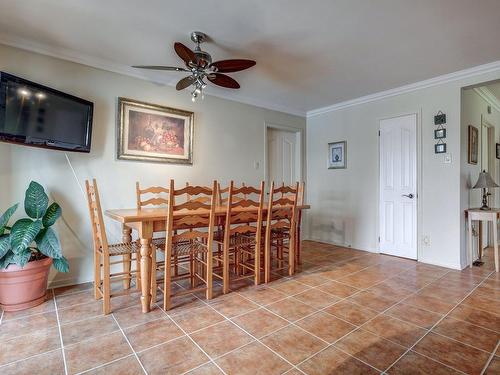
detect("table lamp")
[473,170,499,210]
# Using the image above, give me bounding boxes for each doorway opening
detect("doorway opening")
[265,123,303,185]
[461,80,500,262]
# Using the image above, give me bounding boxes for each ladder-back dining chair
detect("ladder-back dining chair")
[136,182,170,303]
[264,182,299,283]
[158,180,218,310]
[85,179,139,314]
[215,181,265,293]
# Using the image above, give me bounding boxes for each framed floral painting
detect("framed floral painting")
[117,97,194,164]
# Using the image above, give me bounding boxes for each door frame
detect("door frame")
[264,122,305,184]
[481,115,495,246]
[377,110,423,260]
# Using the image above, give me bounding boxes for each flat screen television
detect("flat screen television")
[0,72,93,153]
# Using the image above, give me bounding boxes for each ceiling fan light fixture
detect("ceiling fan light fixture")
[133,31,255,102]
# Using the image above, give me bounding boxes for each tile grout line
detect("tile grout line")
[236,286,400,372]
[10,246,490,375]
[481,340,500,375]
[110,314,148,375]
[383,269,496,374]
[76,331,196,375]
[287,266,492,374]
[0,305,57,323]
[59,310,159,333]
[188,295,307,374]
[231,265,458,372]
[47,261,479,375]
[154,302,229,375]
[241,261,425,328]
[0,348,63,370]
[178,360,214,375]
[75,354,137,375]
[52,289,69,375]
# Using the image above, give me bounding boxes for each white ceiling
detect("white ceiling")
[1,0,500,116]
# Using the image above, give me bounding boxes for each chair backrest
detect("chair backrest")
[297,182,305,205]
[166,180,218,245]
[265,182,300,234]
[222,181,265,241]
[136,182,169,209]
[85,179,109,255]
[185,182,213,205]
[218,182,248,206]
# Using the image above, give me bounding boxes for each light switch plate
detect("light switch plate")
[444,153,452,164]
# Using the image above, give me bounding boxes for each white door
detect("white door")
[379,114,417,259]
[267,128,300,185]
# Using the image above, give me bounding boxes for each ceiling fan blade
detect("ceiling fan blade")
[176,76,195,91]
[207,73,240,89]
[210,59,256,73]
[132,65,189,72]
[174,42,196,65]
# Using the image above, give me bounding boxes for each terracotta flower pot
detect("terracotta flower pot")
[0,257,52,312]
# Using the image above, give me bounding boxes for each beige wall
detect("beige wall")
[0,44,306,287]
[307,69,500,270]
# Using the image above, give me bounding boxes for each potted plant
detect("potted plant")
[0,181,69,311]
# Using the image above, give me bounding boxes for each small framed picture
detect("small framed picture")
[468,125,478,164]
[496,143,500,159]
[434,128,446,139]
[328,141,346,169]
[435,143,447,154]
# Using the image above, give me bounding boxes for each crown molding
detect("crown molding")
[473,86,500,113]
[308,60,500,118]
[0,34,307,118]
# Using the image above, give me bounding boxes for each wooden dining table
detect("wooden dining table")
[106,204,310,312]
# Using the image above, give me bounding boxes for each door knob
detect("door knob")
[402,193,414,199]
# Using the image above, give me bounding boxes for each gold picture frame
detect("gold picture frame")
[468,125,478,165]
[117,97,194,164]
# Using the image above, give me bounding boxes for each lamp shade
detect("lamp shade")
[473,170,499,189]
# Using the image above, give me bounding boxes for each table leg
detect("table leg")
[479,221,483,260]
[122,226,132,290]
[296,211,302,265]
[468,216,473,268]
[494,218,499,272]
[139,222,153,313]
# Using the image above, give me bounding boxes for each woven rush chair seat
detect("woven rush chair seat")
[214,232,256,247]
[102,241,140,256]
[151,237,166,249]
[171,239,208,257]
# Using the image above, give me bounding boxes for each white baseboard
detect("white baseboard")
[302,237,379,253]
[417,258,463,270]
[48,276,92,289]
[303,237,462,270]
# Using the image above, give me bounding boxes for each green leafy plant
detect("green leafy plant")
[0,181,69,272]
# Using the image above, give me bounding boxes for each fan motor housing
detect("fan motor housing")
[194,50,212,67]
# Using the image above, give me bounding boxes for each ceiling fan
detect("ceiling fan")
[133,31,256,102]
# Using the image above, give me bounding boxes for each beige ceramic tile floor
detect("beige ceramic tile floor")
[1,240,499,374]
